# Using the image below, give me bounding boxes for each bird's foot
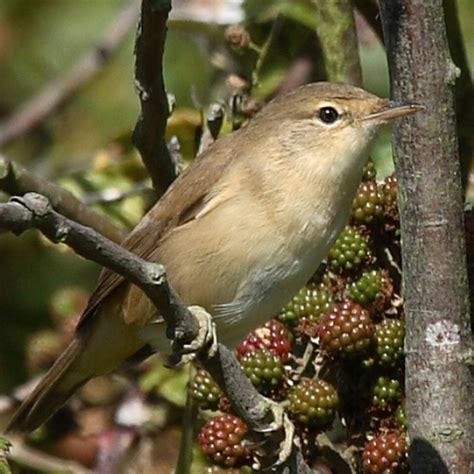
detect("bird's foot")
[250,400,296,470]
[168,305,218,367]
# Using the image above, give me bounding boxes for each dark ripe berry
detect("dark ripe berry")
[190,369,222,410]
[279,283,334,327]
[375,319,405,368]
[352,181,385,224]
[319,301,374,358]
[288,378,339,427]
[383,174,399,221]
[328,226,370,273]
[349,269,392,310]
[240,349,284,394]
[362,159,377,181]
[362,432,407,474]
[237,319,292,362]
[395,401,408,429]
[199,414,248,467]
[372,376,402,408]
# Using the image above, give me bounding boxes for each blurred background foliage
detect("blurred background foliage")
[0,0,472,471]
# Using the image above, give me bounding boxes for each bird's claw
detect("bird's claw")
[168,306,217,367]
[252,400,296,469]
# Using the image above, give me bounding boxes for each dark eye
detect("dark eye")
[318,106,340,124]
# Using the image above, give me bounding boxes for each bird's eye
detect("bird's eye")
[318,106,340,124]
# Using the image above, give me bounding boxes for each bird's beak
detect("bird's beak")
[363,101,425,122]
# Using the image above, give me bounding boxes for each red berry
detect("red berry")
[362,432,407,474]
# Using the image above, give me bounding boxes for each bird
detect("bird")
[6,82,422,433]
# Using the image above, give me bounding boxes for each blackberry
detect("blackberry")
[328,226,370,272]
[362,159,377,181]
[383,174,399,221]
[190,369,222,410]
[375,319,405,368]
[319,301,374,358]
[288,378,339,427]
[237,319,292,362]
[199,414,248,467]
[395,401,408,429]
[352,181,385,224]
[362,432,407,474]
[240,349,284,394]
[279,283,334,327]
[372,377,402,409]
[349,269,392,310]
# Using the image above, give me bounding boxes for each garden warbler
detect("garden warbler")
[6,82,422,433]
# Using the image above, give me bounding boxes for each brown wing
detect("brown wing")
[77,131,238,330]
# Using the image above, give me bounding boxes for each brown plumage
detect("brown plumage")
[6,83,422,433]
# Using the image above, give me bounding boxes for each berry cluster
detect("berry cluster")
[197,165,409,471]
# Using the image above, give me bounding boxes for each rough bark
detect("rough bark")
[379,1,474,473]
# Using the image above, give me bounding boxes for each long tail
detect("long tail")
[6,338,88,434]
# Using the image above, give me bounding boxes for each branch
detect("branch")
[132,0,177,196]
[0,156,126,243]
[379,1,473,473]
[0,0,139,148]
[0,193,315,473]
[314,0,362,86]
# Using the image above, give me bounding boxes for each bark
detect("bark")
[379,1,474,473]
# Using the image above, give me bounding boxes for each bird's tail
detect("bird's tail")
[5,337,88,434]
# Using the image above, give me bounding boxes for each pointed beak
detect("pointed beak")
[363,101,425,122]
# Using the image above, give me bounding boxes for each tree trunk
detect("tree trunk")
[379,1,473,473]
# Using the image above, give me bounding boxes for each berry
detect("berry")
[199,414,248,467]
[352,181,385,224]
[383,174,399,221]
[240,349,284,394]
[288,378,339,427]
[190,369,222,410]
[278,283,334,327]
[372,377,402,408]
[362,159,377,181]
[328,226,370,272]
[349,269,392,310]
[395,401,408,429]
[237,319,292,362]
[375,319,405,368]
[362,432,407,474]
[319,301,374,358]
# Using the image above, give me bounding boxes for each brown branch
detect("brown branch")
[0,0,139,148]
[0,156,126,243]
[0,193,315,473]
[379,1,473,473]
[314,0,362,86]
[132,0,177,196]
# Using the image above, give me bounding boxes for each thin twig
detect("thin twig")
[8,442,93,474]
[0,155,127,243]
[0,193,316,472]
[132,0,177,196]
[0,0,139,148]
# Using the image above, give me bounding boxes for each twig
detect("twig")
[0,0,139,148]
[132,0,177,196]
[8,442,93,474]
[0,156,126,243]
[379,1,473,472]
[0,193,316,473]
[315,0,363,86]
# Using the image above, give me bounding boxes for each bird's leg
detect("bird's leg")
[250,399,297,469]
[167,305,218,367]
